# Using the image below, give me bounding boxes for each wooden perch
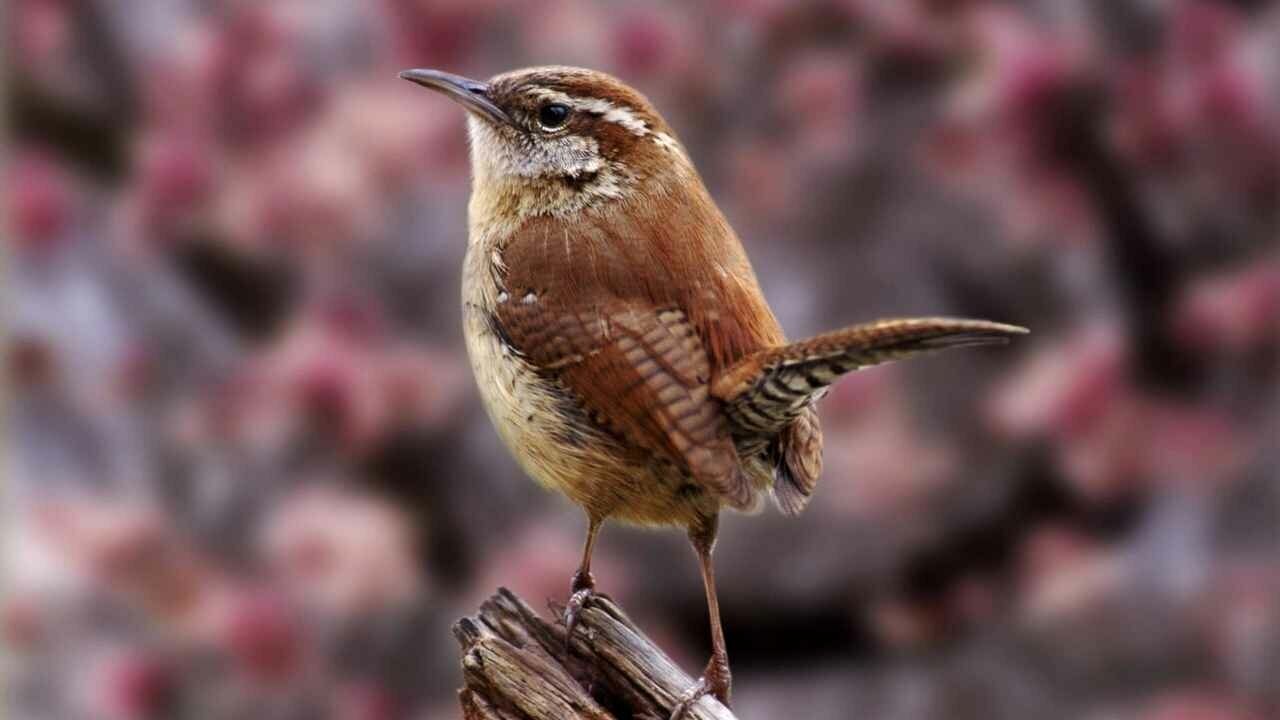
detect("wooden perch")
[455,588,736,720]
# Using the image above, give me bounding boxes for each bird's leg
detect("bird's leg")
[670,514,731,719]
[563,516,602,654]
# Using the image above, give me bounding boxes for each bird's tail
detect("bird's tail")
[712,317,1028,438]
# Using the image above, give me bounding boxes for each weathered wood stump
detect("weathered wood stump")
[455,588,736,720]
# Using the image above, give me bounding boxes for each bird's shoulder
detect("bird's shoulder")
[492,197,784,372]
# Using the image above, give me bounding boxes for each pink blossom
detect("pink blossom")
[1175,261,1280,354]
[260,486,423,617]
[7,153,73,255]
[91,649,176,720]
[218,589,302,682]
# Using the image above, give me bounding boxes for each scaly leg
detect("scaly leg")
[670,515,731,719]
[563,516,603,654]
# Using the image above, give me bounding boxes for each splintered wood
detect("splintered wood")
[455,588,736,720]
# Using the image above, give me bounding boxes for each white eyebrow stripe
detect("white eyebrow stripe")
[575,98,649,136]
[526,88,650,136]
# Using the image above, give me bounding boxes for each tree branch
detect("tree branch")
[454,588,737,720]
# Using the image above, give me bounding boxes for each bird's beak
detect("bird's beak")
[399,69,512,126]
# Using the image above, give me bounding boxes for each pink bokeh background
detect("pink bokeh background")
[6,1,1280,718]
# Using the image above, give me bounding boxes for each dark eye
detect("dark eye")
[537,103,570,129]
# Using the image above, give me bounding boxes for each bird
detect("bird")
[400,65,1026,716]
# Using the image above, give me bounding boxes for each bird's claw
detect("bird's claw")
[563,570,596,656]
[668,676,710,720]
[669,657,730,720]
[563,587,595,646]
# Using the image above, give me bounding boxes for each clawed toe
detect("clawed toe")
[563,570,597,655]
[668,659,730,720]
[563,586,596,652]
[668,676,710,720]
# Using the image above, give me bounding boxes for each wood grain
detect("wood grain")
[455,588,737,720]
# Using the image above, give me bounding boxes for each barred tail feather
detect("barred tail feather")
[714,317,1028,438]
[772,407,823,515]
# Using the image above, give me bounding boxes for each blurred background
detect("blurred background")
[5,0,1280,718]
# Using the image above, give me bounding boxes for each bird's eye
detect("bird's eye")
[537,103,571,130]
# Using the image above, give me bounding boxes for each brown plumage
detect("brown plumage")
[402,65,1027,715]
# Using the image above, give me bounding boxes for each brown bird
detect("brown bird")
[401,65,1026,715]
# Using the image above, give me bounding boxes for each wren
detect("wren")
[401,66,1026,716]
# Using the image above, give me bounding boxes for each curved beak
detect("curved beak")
[399,69,511,126]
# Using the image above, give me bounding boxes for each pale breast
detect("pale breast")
[461,242,567,486]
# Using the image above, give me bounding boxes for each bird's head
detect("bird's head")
[400,66,693,215]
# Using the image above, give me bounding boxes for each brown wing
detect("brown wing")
[496,295,752,508]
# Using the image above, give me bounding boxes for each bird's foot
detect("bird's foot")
[669,656,731,720]
[562,569,596,656]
